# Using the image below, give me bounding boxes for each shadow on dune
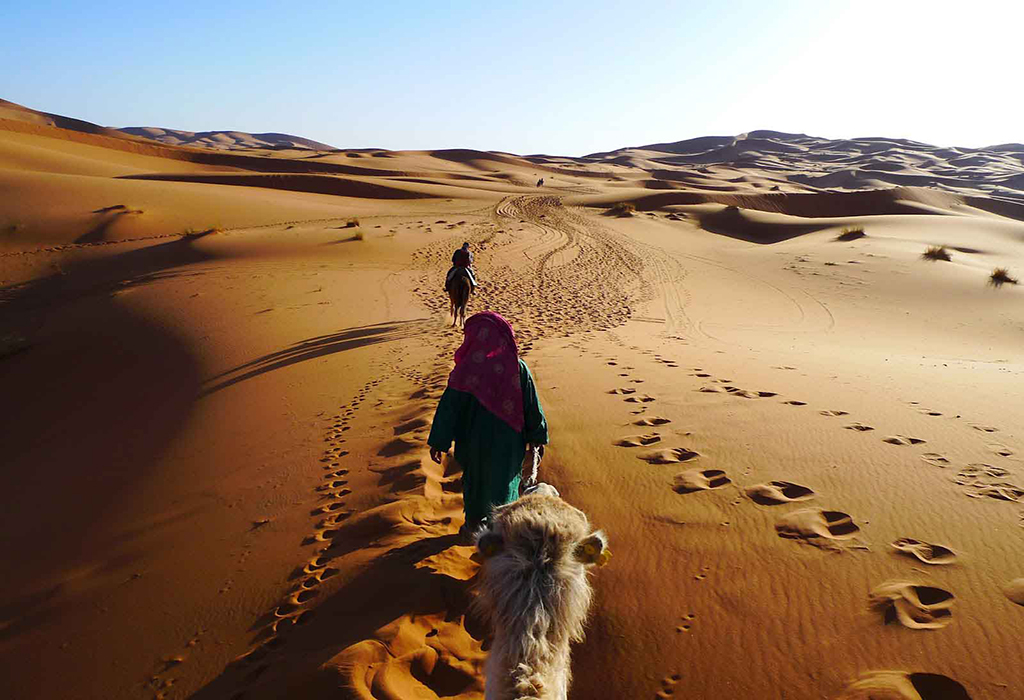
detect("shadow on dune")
[120,173,437,200]
[1,229,220,309]
[0,233,219,641]
[695,206,828,244]
[201,320,429,396]
[190,534,473,700]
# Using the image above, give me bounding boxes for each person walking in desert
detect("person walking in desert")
[428,312,548,539]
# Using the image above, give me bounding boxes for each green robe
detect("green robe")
[428,358,548,526]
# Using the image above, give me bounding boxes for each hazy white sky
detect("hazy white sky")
[3,1,1022,155]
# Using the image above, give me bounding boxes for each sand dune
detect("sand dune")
[2,107,1023,700]
[118,126,337,151]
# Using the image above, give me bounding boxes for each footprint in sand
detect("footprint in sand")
[634,416,671,426]
[954,464,1024,502]
[883,435,927,446]
[1004,579,1024,606]
[955,463,1009,482]
[723,387,777,399]
[638,447,700,464]
[837,671,971,700]
[820,410,849,417]
[921,453,950,467]
[891,538,957,565]
[844,423,875,432]
[625,395,656,403]
[656,672,682,699]
[869,581,954,629]
[988,443,1014,457]
[607,387,636,395]
[745,480,815,505]
[965,482,1024,502]
[971,424,999,433]
[782,400,807,406]
[775,509,860,544]
[675,613,696,633]
[673,469,730,493]
[614,433,662,447]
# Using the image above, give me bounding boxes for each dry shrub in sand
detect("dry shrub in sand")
[344,217,360,228]
[990,267,1018,287]
[474,488,610,699]
[606,202,636,217]
[182,226,221,237]
[922,245,952,261]
[835,227,866,242]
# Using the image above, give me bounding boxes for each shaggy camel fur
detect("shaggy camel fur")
[474,489,610,700]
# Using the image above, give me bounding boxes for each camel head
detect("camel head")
[474,490,610,639]
[475,494,610,569]
[473,491,609,699]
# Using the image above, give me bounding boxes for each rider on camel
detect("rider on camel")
[445,242,478,293]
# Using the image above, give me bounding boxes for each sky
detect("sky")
[3,0,1023,155]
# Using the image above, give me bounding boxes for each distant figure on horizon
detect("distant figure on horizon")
[444,241,477,293]
[537,178,544,187]
[428,312,548,540]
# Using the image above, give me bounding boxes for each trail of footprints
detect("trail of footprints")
[597,346,1019,699]
[217,377,385,699]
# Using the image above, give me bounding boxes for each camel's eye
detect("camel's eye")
[478,531,504,558]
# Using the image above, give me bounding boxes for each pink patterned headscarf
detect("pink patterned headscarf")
[447,312,524,433]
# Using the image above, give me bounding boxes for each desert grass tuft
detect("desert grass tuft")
[989,267,1019,287]
[606,202,636,217]
[182,227,221,238]
[922,245,952,261]
[345,217,360,228]
[835,227,866,242]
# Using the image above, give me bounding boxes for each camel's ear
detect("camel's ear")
[574,531,611,567]
[476,530,504,559]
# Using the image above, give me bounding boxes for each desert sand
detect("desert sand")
[2,100,1023,700]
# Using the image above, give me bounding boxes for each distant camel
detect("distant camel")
[474,488,610,699]
[449,274,472,327]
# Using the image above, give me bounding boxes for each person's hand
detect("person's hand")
[522,443,539,487]
[430,448,444,464]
